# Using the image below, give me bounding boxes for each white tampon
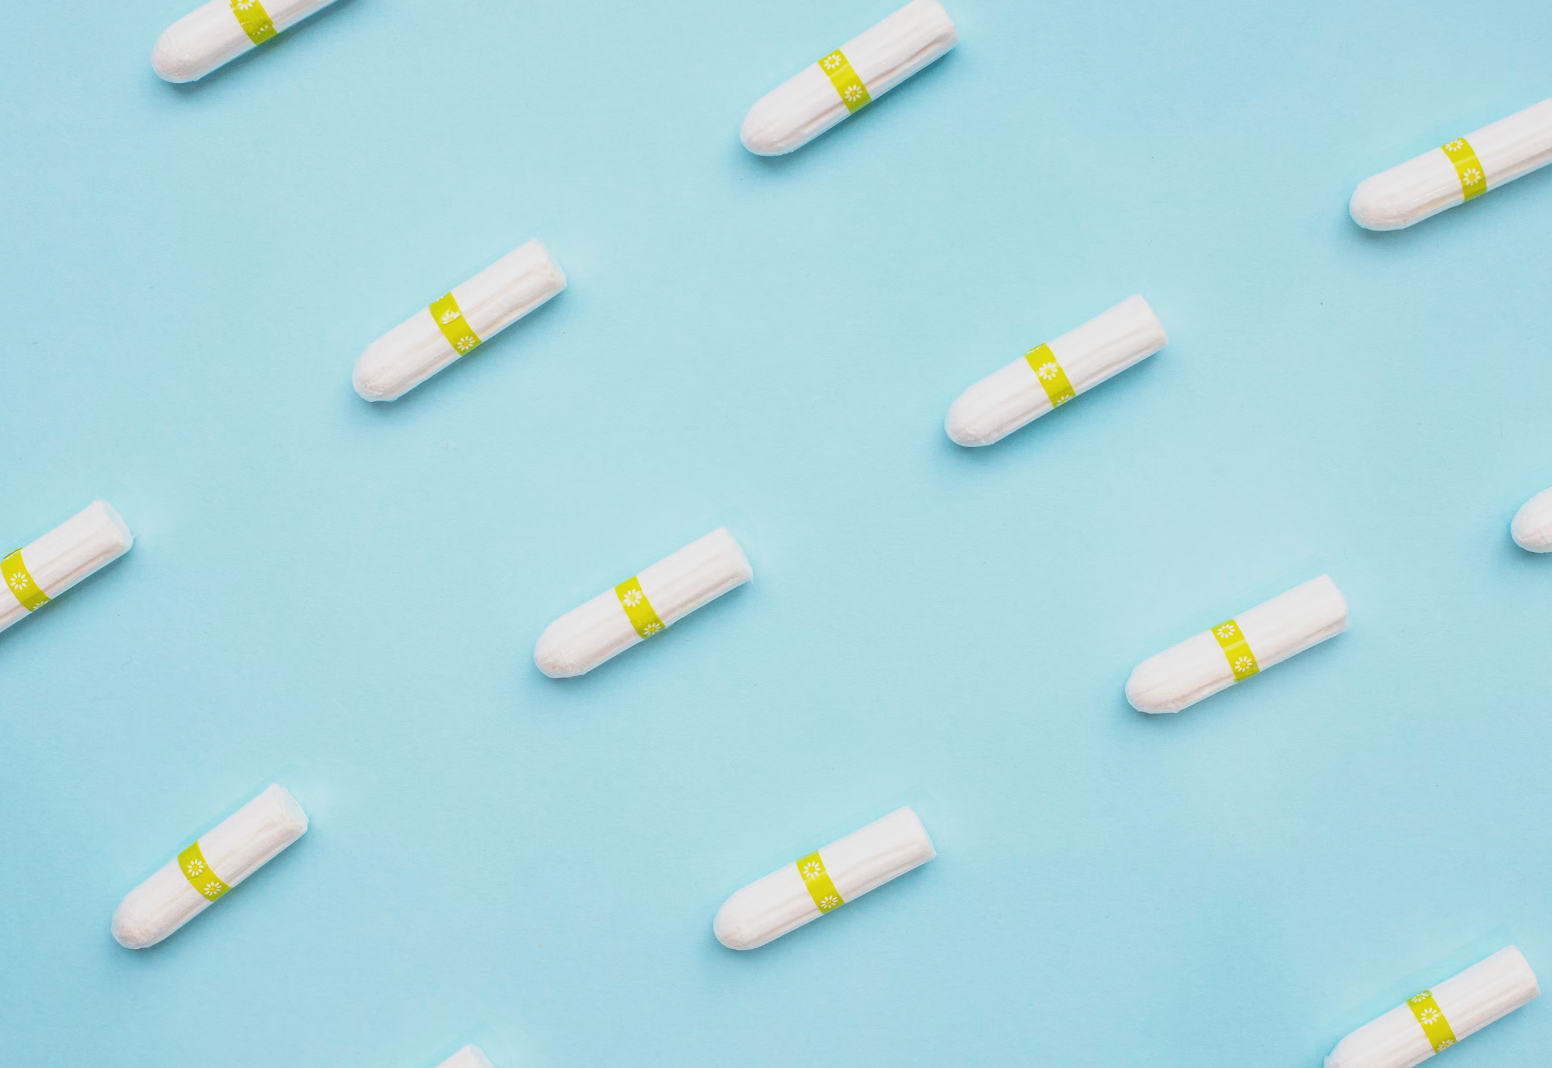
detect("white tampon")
[1511,487,1552,551]
[432,1048,495,1068]
[2,501,132,636]
[1125,575,1348,713]
[534,528,752,678]
[111,784,308,949]
[945,295,1167,447]
[740,0,957,156]
[1350,100,1552,230]
[1326,947,1539,1068]
[153,0,341,83]
[353,240,567,402]
[714,807,935,950]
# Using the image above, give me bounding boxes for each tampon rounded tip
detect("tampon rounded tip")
[151,23,208,83]
[533,623,586,679]
[352,340,403,402]
[1348,176,1410,231]
[88,500,135,554]
[1512,488,1552,551]
[1124,659,1189,714]
[943,387,1003,447]
[740,100,798,157]
[712,893,760,950]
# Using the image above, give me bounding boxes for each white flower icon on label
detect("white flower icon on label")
[621,590,644,608]
[201,880,223,899]
[642,622,663,635]
[1446,140,1465,153]
[1462,167,1483,186]
[1419,1008,1441,1026]
[844,85,864,103]
[1037,362,1061,381]
[1234,656,1255,674]
[801,860,823,881]
[819,895,840,910]
[1216,623,1238,640]
[1434,1039,1453,1051]
[185,858,206,877]
[440,308,462,324]
[1410,993,1431,1004]
[822,53,844,71]
[233,0,256,9]
[455,336,478,353]
[8,574,28,592]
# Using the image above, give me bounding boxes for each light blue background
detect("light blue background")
[3,0,1551,1064]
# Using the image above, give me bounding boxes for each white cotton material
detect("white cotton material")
[1511,487,1552,552]
[714,807,935,950]
[1350,100,1552,230]
[1,501,132,636]
[433,1048,495,1068]
[111,784,308,949]
[1325,947,1539,1068]
[152,0,341,82]
[945,295,1167,447]
[534,528,752,678]
[353,240,567,402]
[1125,575,1348,713]
[740,0,957,155]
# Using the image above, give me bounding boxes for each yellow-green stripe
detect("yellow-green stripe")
[614,577,666,639]
[1024,343,1076,407]
[177,841,232,902]
[1441,138,1487,201]
[229,0,278,45]
[796,851,845,913]
[429,293,483,356]
[1212,618,1261,681]
[2,549,49,612]
[817,50,871,114]
[1406,990,1458,1053]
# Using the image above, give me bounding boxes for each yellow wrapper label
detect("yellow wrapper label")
[1441,138,1487,201]
[229,0,278,45]
[818,50,872,114]
[2,549,50,612]
[1406,990,1458,1053]
[429,293,483,356]
[1212,618,1261,681]
[177,841,232,902]
[1024,343,1076,407]
[614,577,666,639]
[796,851,845,913]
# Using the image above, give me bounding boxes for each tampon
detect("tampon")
[432,1048,495,1068]
[112,784,308,949]
[1126,575,1348,713]
[1326,947,1539,1068]
[714,807,935,950]
[1511,487,1552,551]
[944,295,1167,447]
[740,0,957,156]
[353,240,567,402]
[2,501,132,636]
[1350,100,1552,230]
[534,528,752,678]
[152,0,341,83]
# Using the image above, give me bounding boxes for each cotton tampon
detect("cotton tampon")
[1126,575,1348,713]
[1350,100,1552,230]
[1326,947,1539,1068]
[152,0,341,83]
[945,296,1167,447]
[714,807,935,950]
[534,528,752,678]
[354,240,567,402]
[112,784,308,949]
[432,1048,495,1068]
[1511,487,1552,551]
[2,501,132,636]
[741,0,957,156]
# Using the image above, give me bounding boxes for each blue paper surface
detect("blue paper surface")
[3,1,1552,1065]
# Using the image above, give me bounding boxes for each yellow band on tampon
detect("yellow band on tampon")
[796,851,845,913]
[429,293,483,356]
[1406,990,1458,1053]
[177,841,232,902]
[229,0,278,45]
[1441,138,1487,201]
[2,549,49,613]
[818,50,872,114]
[1024,343,1076,407]
[614,577,666,639]
[1212,618,1261,681]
